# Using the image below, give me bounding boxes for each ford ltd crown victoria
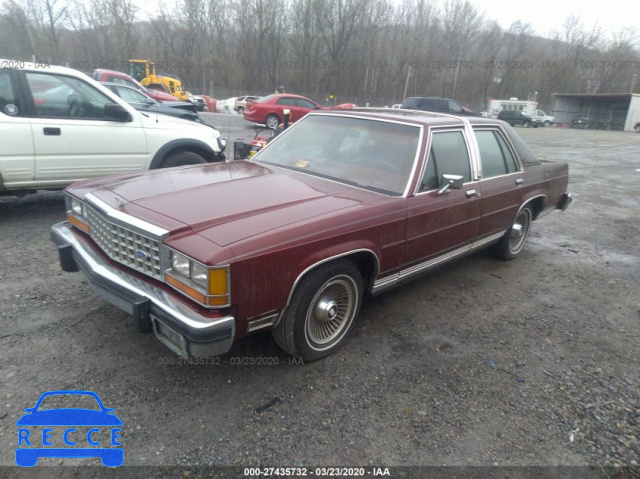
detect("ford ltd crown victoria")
[51,109,572,361]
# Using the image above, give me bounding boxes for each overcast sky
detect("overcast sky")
[467,0,639,37]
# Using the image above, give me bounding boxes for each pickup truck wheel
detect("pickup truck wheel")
[273,260,362,361]
[160,151,206,168]
[544,121,552,127]
[490,205,533,260]
[265,114,280,129]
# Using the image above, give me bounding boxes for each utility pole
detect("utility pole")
[403,65,412,100]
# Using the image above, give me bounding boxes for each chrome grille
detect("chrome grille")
[86,206,162,280]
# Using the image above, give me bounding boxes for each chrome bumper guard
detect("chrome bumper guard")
[51,222,235,359]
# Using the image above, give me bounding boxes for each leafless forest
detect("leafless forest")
[1,0,639,110]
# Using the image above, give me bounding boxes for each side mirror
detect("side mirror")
[437,174,464,195]
[104,103,132,122]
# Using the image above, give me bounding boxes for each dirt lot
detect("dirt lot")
[1,116,638,474]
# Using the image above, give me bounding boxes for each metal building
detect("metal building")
[551,93,640,131]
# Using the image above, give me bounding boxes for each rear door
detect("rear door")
[404,128,481,267]
[0,68,34,190]
[473,127,523,239]
[22,71,148,188]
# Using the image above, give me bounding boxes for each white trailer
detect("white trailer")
[488,98,538,118]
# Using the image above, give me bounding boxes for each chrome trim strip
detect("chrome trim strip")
[247,314,278,333]
[52,222,234,334]
[371,232,504,293]
[85,193,170,238]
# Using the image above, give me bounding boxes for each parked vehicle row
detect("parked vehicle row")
[0,60,226,196]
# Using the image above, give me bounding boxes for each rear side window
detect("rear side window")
[0,70,20,116]
[420,130,471,191]
[475,130,518,178]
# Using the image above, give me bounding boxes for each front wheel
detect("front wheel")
[265,114,280,129]
[272,260,363,361]
[160,151,206,168]
[490,205,533,260]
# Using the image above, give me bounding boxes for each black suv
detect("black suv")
[400,96,479,116]
[497,110,540,128]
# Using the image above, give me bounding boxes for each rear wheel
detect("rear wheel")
[490,205,533,260]
[265,114,280,129]
[237,106,245,115]
[160,151,206,168]
[523,120,531,128]
[544,121,551,127]
[272,260,362,361]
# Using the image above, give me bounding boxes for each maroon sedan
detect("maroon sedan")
[52,110,571,361]
[243,93,323,128]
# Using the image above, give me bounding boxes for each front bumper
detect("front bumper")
[51,222,235,359]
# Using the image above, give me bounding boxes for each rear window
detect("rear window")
[257,94,275,103]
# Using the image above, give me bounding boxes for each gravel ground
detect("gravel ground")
[0,116,638,475]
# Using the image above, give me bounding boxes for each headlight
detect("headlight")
[65,195,90,233]
[166,250,230,308]
[171,252,190,278]
[71,197,84,216]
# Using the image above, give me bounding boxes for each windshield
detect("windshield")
[253,115,421,196]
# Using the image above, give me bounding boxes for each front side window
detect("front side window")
[115,86,149,104]
[296,99,318,109]
[447,100,462,113]
[26,72,115,119]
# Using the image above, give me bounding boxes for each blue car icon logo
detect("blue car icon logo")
[15,390,123,467]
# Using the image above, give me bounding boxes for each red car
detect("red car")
[243,94,323,128]
[52,110,571,362]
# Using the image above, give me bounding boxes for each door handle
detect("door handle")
[43,127,61,136]
[515,178,524,185]
[465,189,477,198]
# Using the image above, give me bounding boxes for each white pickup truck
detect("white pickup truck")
[0,60,227,196]
[534,110,554,127]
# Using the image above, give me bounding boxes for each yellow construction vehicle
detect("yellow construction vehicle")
[128,60,189,101]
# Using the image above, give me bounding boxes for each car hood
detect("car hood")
[16,409,122,426]
[136,111,216,133]
[80,161,384,248]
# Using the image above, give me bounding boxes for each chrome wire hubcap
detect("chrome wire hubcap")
[509,210,530,252]
[306,277,355,345]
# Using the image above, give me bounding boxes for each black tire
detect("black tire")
[160,151,207,168]
[544,121,551,127]
[523,120,530,128]
[272,260,363,361]
[490,205,533,260]
[265,114,280,129]
[237,106,245,115]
